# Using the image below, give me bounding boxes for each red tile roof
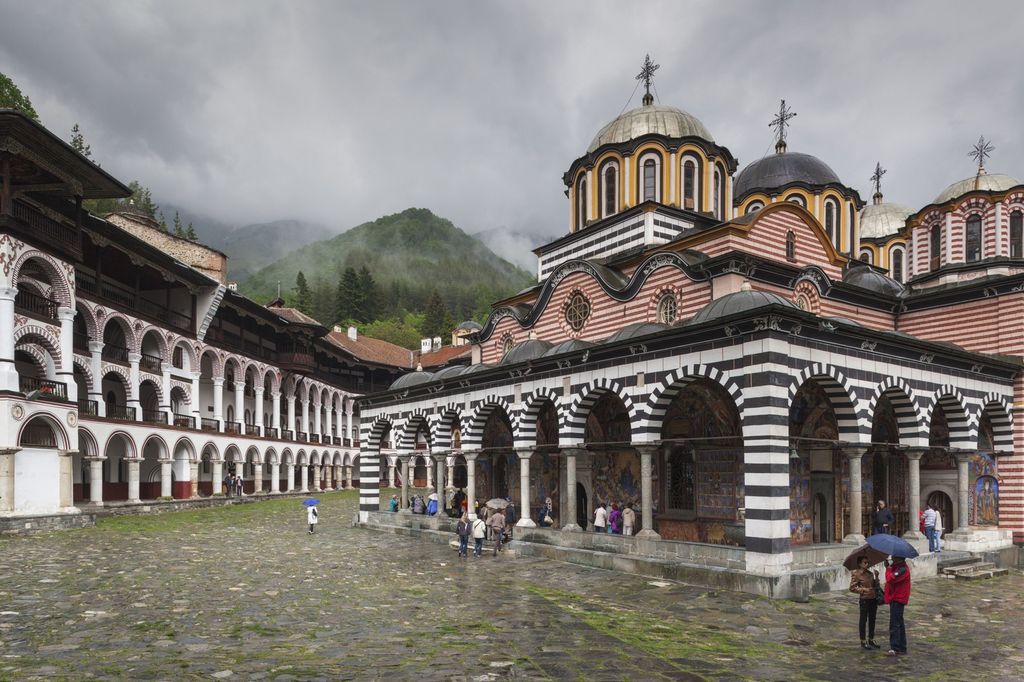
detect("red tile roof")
[417,344,472,368]
[325,330,415,368]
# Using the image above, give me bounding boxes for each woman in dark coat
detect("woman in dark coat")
[872,500,895,535]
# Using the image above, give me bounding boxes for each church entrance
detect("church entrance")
[576,482,588,530]
[927,490,954,533]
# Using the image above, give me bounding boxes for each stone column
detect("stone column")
[345,465,353,488]
[57,307,77,402]
[516,448,536,527]
[90,342,105,416]
[287,395,296,435]
[213,378,225,431]
[271,392,282,433]
[58,449,76,509]
[159,458,173,498]
[446,461,454,490]
[465,451,478,519]
[0,288,19,392]
[299,464,309,493]
[270,462,280,493]
[388,460,396,488]
[324,404,333,443]
[904,448,926,539]
[434,453,447,513]
[87,456,104,505]
[956,452,971,529]
[0,448,16,512]
[211,458,223,496]
[312,464,321,491]
[233,383,244,431]
[562,448,581,532]
[324,463,332,489]
[843,446,868,543]
[301,399,310,437]
[128,353,143,421]
[253,387,265,435]
[425,455,434,489]
[190,372,202,426]
[127,458,141,502]
[189,461,199,498]
[252,461,263,494]
[285,463,295,492]
[400,454,411,513]
[346,402,353,441]
[313,399,322,441]
[160,367,172,417]
[635,444,661,539]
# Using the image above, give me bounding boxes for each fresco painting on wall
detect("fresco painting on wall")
[974,476,999,526]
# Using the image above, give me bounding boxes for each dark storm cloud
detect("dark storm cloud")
[1,1,1022,267]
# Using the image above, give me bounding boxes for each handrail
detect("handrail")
[201,417,220,432]
[20,376,67,401]
[173,413,196,429]
[14,289,58,320]
[107,405,136,421]
[142,409,168,425]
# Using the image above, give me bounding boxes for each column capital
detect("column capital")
[902,446,929,461]
[0,286,18,300]
[128,352,142,363]
[57,449,80,458]
[461,449,480,461]
[515,447,533,460]
[271,391,281,399]
[213,377,225,386]
[634,441,662,456]
[559,444,587,457]
[254,386,265,396]
[842,444,871,460]
[431,449,451,462]
[953,450,974,465]
[89,341,104,353]
[0,447,21,456]
[84,455,107,462]
[57,307,76,322]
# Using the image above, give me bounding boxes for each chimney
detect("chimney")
[227,282,238,291]
[347,326,357,341]
[432,336,441,351]
[333,325,343,334]
[420,338,432,354]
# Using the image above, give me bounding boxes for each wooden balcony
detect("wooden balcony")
[20,376,67,402]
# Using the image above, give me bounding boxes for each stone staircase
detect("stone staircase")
[938,551,1009,580]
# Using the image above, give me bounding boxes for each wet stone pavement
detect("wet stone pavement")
[1,492,1022,681]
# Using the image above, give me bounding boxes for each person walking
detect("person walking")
[872,500,895,535]
[923,503,937,553]
[224,472,233,497]
[884,557,912,656]
[471,514,487,558]
[455,513,470,558]
[307,502,319,535]
[389,494,399,512]
[593,502,608,533]
[849,555,881,650]
[489,508,506,555]
[622,502,636,537]
[412,493,425,515]
[609,503,622,534]
[426,491,438,516]
[934,506,943,553]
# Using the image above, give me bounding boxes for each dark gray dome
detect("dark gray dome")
[458,363,494,375]
[734,151,842,201]
[456,320,483,331]
[843,266,904,296]
[389,371,435,390]
[605,322,670,343]
[499,339,553,366]
[542,339,596,357]
[687,286,797,325]
[431,365,467,379]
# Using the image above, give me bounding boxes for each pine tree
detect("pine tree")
[357,265,377,322]
[420,290,448,339]
[172,210,185,237]
[334,267,359,323]
[0,72,40,121]
[294,271,312,314]
[70,124,92,159]
[157,210,168,232]
[185,222,198,241]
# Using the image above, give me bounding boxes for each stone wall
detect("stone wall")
[105,212,228,284]
[0,512,95,535]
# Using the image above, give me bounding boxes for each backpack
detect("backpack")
[456,520,469,537]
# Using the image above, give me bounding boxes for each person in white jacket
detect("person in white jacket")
[307,504,319,534]
[934,507,943,553]
[471,516,487,557]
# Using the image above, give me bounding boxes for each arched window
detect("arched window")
[785,230,796,261]
[786,194,806,208]
[682,160,696,210]
[501,335,514,358]
[656,293,677,324]
[930,223,942,269]
[891,248,905,283]
[575,175,587,230]
[602,163,617,218]
[823,198,838,245]
[643,158,657,202]
[1012,210,1023,258]
[745,201,763,215]
[965,214,982,262]
[859,249,873,264]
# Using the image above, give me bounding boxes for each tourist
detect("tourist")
[505,499,516,526]
[593,502,608,533]
[934,507,943,553]
[609,503,622,534]
[456,513,470,558]
[389,494,399,512]
[884,557,911,656]
[224,472,233,497]
[622,502,635,536]
[427,491,438,516]
[488,508,506,554]
[412,493,425,514]
[537,498,552,527]
[848,554,881,650]
[452,488,466,515]
[236,475,244,497]
[923,503,937,553]
[307,502,319,535]
[471,514,487,558]
[872,500,894,535]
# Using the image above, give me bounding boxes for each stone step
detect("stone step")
[942,561,997,577]
[953,567,1009,581]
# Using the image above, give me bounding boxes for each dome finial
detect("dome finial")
[870,162,886,205]
[969,135,994,182]
[769,99,796,154]
[635,53,660,106]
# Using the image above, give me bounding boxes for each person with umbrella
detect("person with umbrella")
[848,554,882,650]
[304,498,320,534]
[884,556,912,656]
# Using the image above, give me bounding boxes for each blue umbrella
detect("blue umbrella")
[866,533,919,559]
[302,499,321,507]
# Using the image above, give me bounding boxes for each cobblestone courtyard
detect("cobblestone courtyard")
[1,492,1021,681]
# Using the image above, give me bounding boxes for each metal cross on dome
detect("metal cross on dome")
[635,54,660,97]
[969,135,994,173]
[769,99,797,146]
[871,162,886,196]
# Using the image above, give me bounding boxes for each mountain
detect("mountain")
[239,208,535,325]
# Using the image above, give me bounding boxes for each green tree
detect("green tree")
[335,267,360,323]
[185,222,198,241]
[420,289,448,339]
[356,265,377,322]
[172,210,184,237]
[293,271,312,314]
[0,72,39,121]
[362,316,423,349]
[70,123,92,159]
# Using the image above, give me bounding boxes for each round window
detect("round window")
[656,293,677,324]
[501,335,514,357]
[564,292,591,331]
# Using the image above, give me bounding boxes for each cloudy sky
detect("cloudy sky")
[2,1,1023,267]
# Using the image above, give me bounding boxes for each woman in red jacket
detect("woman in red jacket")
[884,557,911,656]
